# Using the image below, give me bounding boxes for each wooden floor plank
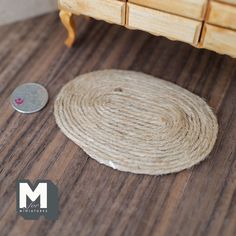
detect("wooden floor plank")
[0,13,236,236]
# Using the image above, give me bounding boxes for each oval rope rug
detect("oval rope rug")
[54,70,218,175]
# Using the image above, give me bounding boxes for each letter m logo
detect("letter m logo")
[16,180,58,220]
[19,182,47,208]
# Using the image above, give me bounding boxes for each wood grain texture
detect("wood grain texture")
[217,0,236,5]
[201,24,236,57]
[127,3,202,45]
[58,0,126,25]
[0,12,236,236]
[207,1,236,30]
[128,0,207,20]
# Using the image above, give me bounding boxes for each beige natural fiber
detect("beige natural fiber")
[54,70,218,175]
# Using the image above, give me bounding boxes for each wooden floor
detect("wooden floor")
[0,13,236,236]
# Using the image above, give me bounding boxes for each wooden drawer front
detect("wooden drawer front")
[58,0,125,25]
[201,24,236,57]
[127,3,202,45]
[207,1,236,30]
[128,0,207,20]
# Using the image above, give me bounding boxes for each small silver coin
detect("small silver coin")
[11,83,48,114]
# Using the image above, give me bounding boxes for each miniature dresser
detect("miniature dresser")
[58,0,236,58]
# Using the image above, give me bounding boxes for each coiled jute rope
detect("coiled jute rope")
[54,70,218,175]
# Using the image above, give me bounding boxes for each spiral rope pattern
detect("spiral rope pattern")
[54,70,218,175]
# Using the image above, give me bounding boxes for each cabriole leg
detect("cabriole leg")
[59,10,76,48]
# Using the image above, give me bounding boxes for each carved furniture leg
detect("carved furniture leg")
[59,10,76,48]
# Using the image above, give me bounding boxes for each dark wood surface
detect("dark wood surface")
[0,13,236,236]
